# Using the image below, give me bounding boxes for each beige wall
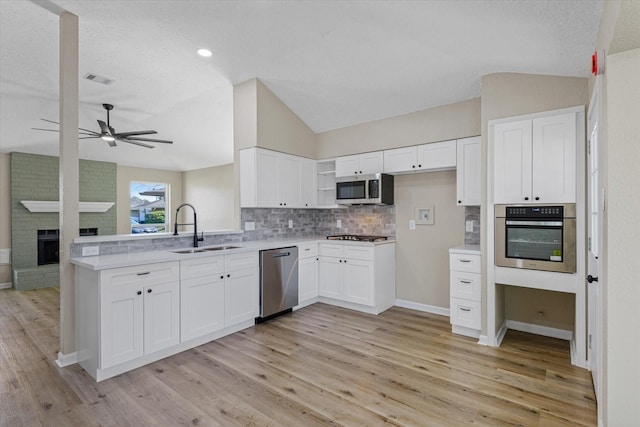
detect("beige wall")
[317,98,480,158]
[480,73,588,333]
[0,153,11,284]
[394,171,465,307]
[183,163,235,230]
[116,165,183,235]
[603,47,640,425]
[317,99,480,309]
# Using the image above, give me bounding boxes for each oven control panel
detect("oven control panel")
[505,206,564,219]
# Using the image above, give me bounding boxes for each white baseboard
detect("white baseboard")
[0,282,12,289]
[496,321,508,347]
[477,335,489,346]
[395,299,450,317]
[506,320,573,341]
[55,351,78,367]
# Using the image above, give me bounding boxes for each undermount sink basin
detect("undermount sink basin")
[172,245,242,254]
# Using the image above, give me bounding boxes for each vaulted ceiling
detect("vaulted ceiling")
[0,0,603,171]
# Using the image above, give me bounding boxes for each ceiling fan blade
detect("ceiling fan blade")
[79,131,99,136]
[97,120,111,135]
[32,127,59,132]
[41,118,59,125]
[115,130,158,137]
[40,118,97,134]
[79,136,101,139]
[121,138,155,149]
[106,139,117,147]
[125,136,173,144]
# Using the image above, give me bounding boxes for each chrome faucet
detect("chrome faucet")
[173,203,204,247]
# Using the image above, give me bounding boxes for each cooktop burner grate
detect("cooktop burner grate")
[326,234,389,242]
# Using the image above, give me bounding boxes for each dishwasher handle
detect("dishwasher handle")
[272,252,291,258]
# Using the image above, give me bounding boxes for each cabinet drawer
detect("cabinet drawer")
[180,255,224,280]
[104,262,179,287]
[343,245,374,261]
[449,253,481,273]
[450,298,481,329]
[225,251,259,272]
[319,243,344,258]
[450,271,481,301]
[297,242,318,258]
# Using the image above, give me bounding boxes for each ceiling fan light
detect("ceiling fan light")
[101,135,116,142]
[197,48,212,57]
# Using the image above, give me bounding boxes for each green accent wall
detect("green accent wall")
[10,152,116,290]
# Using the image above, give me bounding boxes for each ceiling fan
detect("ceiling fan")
[33,103,173,148]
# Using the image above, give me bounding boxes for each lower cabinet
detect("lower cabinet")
[99,261,180,369]
[318,242,395,314]
[224,264,259,327]
[449,248,482,338]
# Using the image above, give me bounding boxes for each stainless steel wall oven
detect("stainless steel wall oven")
[495,204,576,273]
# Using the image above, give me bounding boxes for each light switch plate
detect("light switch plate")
[336,219,342,228]
[288,219,293,228]
[82,246,99,257]
[244,221,255,231]
[466,220,474,232]
[409,220,416,230]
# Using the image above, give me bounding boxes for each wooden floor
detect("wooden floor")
[0,287,597,426]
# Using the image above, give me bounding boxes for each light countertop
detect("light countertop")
[449,245,480,255]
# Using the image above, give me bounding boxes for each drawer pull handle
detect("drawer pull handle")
[137,272,150,276]
[460,307,471,312]
[459,260,471,263]
[137,290,142,296]
[304,248,311,251]
[460,280,472,284]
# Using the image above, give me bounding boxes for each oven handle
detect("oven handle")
[505,220,563,227]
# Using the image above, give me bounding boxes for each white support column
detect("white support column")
[58,11,79,360]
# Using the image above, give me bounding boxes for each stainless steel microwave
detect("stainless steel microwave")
[336,173,394,205]
[495,204,576,273]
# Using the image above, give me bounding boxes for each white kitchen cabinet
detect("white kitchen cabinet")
[316,159,341,208]
[449,248,481,338]
[225,264,259,326]
[493,112,577,204]
[335,151,383,177]
[180,256,226,342]
[296,242,319,308]
[318,242,395,314]
[383,140,456,174]
[100,262,180,369]
[240,147,315,208]
[456,136,481,206]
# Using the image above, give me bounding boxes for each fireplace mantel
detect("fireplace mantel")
[20,200,115,213]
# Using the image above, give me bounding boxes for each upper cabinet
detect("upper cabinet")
[383,140,456,174]
[240,147,316,208]
[456,136,481,206]
[335,151,383,177]
[493,112,577,204]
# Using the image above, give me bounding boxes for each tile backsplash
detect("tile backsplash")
[464,206,481,246]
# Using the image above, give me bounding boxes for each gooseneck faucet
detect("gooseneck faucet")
[173,203,204,247]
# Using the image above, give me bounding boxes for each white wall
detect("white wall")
[602,47,640,426]
[183,163,235,230]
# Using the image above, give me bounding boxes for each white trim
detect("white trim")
[20,200,114,213]
[477,335,489,346]
[506,320,573,341]
[451,324,481,339]
[487,105,585,126]
[55,351,78,367]
[495,321,508,347]
[0,282,12,289]
[395,299,450,317]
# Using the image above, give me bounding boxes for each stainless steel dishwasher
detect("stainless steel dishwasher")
[256,246,299,323]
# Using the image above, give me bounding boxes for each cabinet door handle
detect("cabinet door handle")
[460,307,471,312]
[343,259,347,263]
[147,288,152,293]
[458,200,462,204]
[220,275,224,279]
[418,164,422,168]
[460,280,472,284]
[524,197,529,201]
[227,274,231,278]
[412,165,415,168]
[339,259,342,263]
[359,171,362,174]
[137,290,142,295]
[137,271,150,276]
[535,196,540,201]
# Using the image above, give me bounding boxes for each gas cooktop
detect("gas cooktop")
[326,234,389,242]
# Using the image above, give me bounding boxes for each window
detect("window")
[130,182,169,233]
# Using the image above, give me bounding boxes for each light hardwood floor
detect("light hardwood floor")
[0,287,597,426]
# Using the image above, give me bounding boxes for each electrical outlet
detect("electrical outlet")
[244,221,255,231]
[409,220,416,230]
[82,246,99,257]
[336,219,342,228]
[466,220,474,232]
[288,219,293,228]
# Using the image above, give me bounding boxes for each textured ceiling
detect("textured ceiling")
[0,0,603,171]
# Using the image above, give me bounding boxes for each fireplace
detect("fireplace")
[37,228,98,265]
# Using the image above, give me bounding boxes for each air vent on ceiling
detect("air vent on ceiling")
[83,73,114,85]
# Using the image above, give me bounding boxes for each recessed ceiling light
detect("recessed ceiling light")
[197,48,212,58]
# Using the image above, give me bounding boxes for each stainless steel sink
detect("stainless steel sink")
[172,245,242,254]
